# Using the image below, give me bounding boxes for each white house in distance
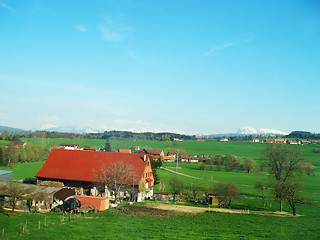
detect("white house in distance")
[220,138,229,142]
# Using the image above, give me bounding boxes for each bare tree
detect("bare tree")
[169,175,185,201]
[1,182,26,215]
[215,182,239,208]
[264,144,304,211]
[94,161,135,201]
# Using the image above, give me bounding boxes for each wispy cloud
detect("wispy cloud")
[0,1,17,13]
[74,25,88,33]
[127,50,140,60]
[243,33,257,42]
[99,15,131,42]
[206,42,234,55]
[100,26,124,42]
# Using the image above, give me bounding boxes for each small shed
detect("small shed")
[154,192,170,203]
[75,195,109,211]
[0,170,14,181]
[208,194,218,206]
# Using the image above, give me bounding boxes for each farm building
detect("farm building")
[35,149,155,202]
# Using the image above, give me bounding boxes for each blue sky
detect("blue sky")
[0,0,319,134]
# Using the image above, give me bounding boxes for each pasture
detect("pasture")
[0,138,320,239]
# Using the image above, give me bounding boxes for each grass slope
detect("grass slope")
[1,209,319,240]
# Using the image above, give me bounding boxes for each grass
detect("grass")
[1,208,319,240]
[0,161,44,180]
[1,138,320,239]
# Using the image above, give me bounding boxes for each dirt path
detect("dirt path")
[145,203,299,217]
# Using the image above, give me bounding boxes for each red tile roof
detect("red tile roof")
[150,149,163,155]
[118,149,131,153]
[35,149,149,184]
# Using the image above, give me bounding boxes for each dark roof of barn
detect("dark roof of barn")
[35,149,149,183]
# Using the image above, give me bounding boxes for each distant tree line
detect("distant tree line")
[196,154,256,173]
[0,130,196,141]
[0,141,49,167]
[285,131,320,140]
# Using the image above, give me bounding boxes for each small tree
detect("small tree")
[213,154,224,171]
[242,158,255,173]
[224,155,240,172]
[188,182,198,200]
[169,175,185,201]
[283,181,306,216]
[94,161,134,201]
[254,181,268,199]
[215,182,239,208]
[103,139,112,152]
[198,162,206,170]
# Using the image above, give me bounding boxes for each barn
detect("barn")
[35,149,155,202]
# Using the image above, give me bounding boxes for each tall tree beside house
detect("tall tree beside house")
[263,144,305,212]
[150,156,162,185]
[94,161,135,201]
[103,139,112,152]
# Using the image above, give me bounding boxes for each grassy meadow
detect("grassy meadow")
[1,138,320,239]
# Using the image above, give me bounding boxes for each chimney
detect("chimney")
[143,155,146,162]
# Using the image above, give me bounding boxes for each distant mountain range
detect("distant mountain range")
[197,126,288,137]
[38,125,104,134]
[0,125,290,136]
[0,126,26,132]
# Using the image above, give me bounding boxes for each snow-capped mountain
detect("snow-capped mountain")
[237,126,288,135]
[39,125,105,134]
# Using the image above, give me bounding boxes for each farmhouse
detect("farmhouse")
[58,143,80,150]
[118,149,132,153]
[35,149,154,202]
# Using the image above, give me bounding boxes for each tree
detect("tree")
[0,146,5,166]
[242,158,255,173]
[1,182,26,215]
[150,156,161,185]
[213,154,224,171]
[94,161,134,201]
[264,144,304,211]
[254,181,268,199]
[188,182,199,200]
[5,143,19,167]
[215,182,239,208]
[198,162,206,170]
[169,175,185,201]
[283,181,306,216]
[224,155,240,172]
[206,155,214,170]
[103,139,112,152]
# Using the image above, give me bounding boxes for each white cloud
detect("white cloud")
[74,25,88,33]
[206,42,234,55]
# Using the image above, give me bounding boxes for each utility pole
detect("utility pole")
[176,149,179,172]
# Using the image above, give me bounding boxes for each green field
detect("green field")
[1,139,320,239]
[1,208,319,240]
